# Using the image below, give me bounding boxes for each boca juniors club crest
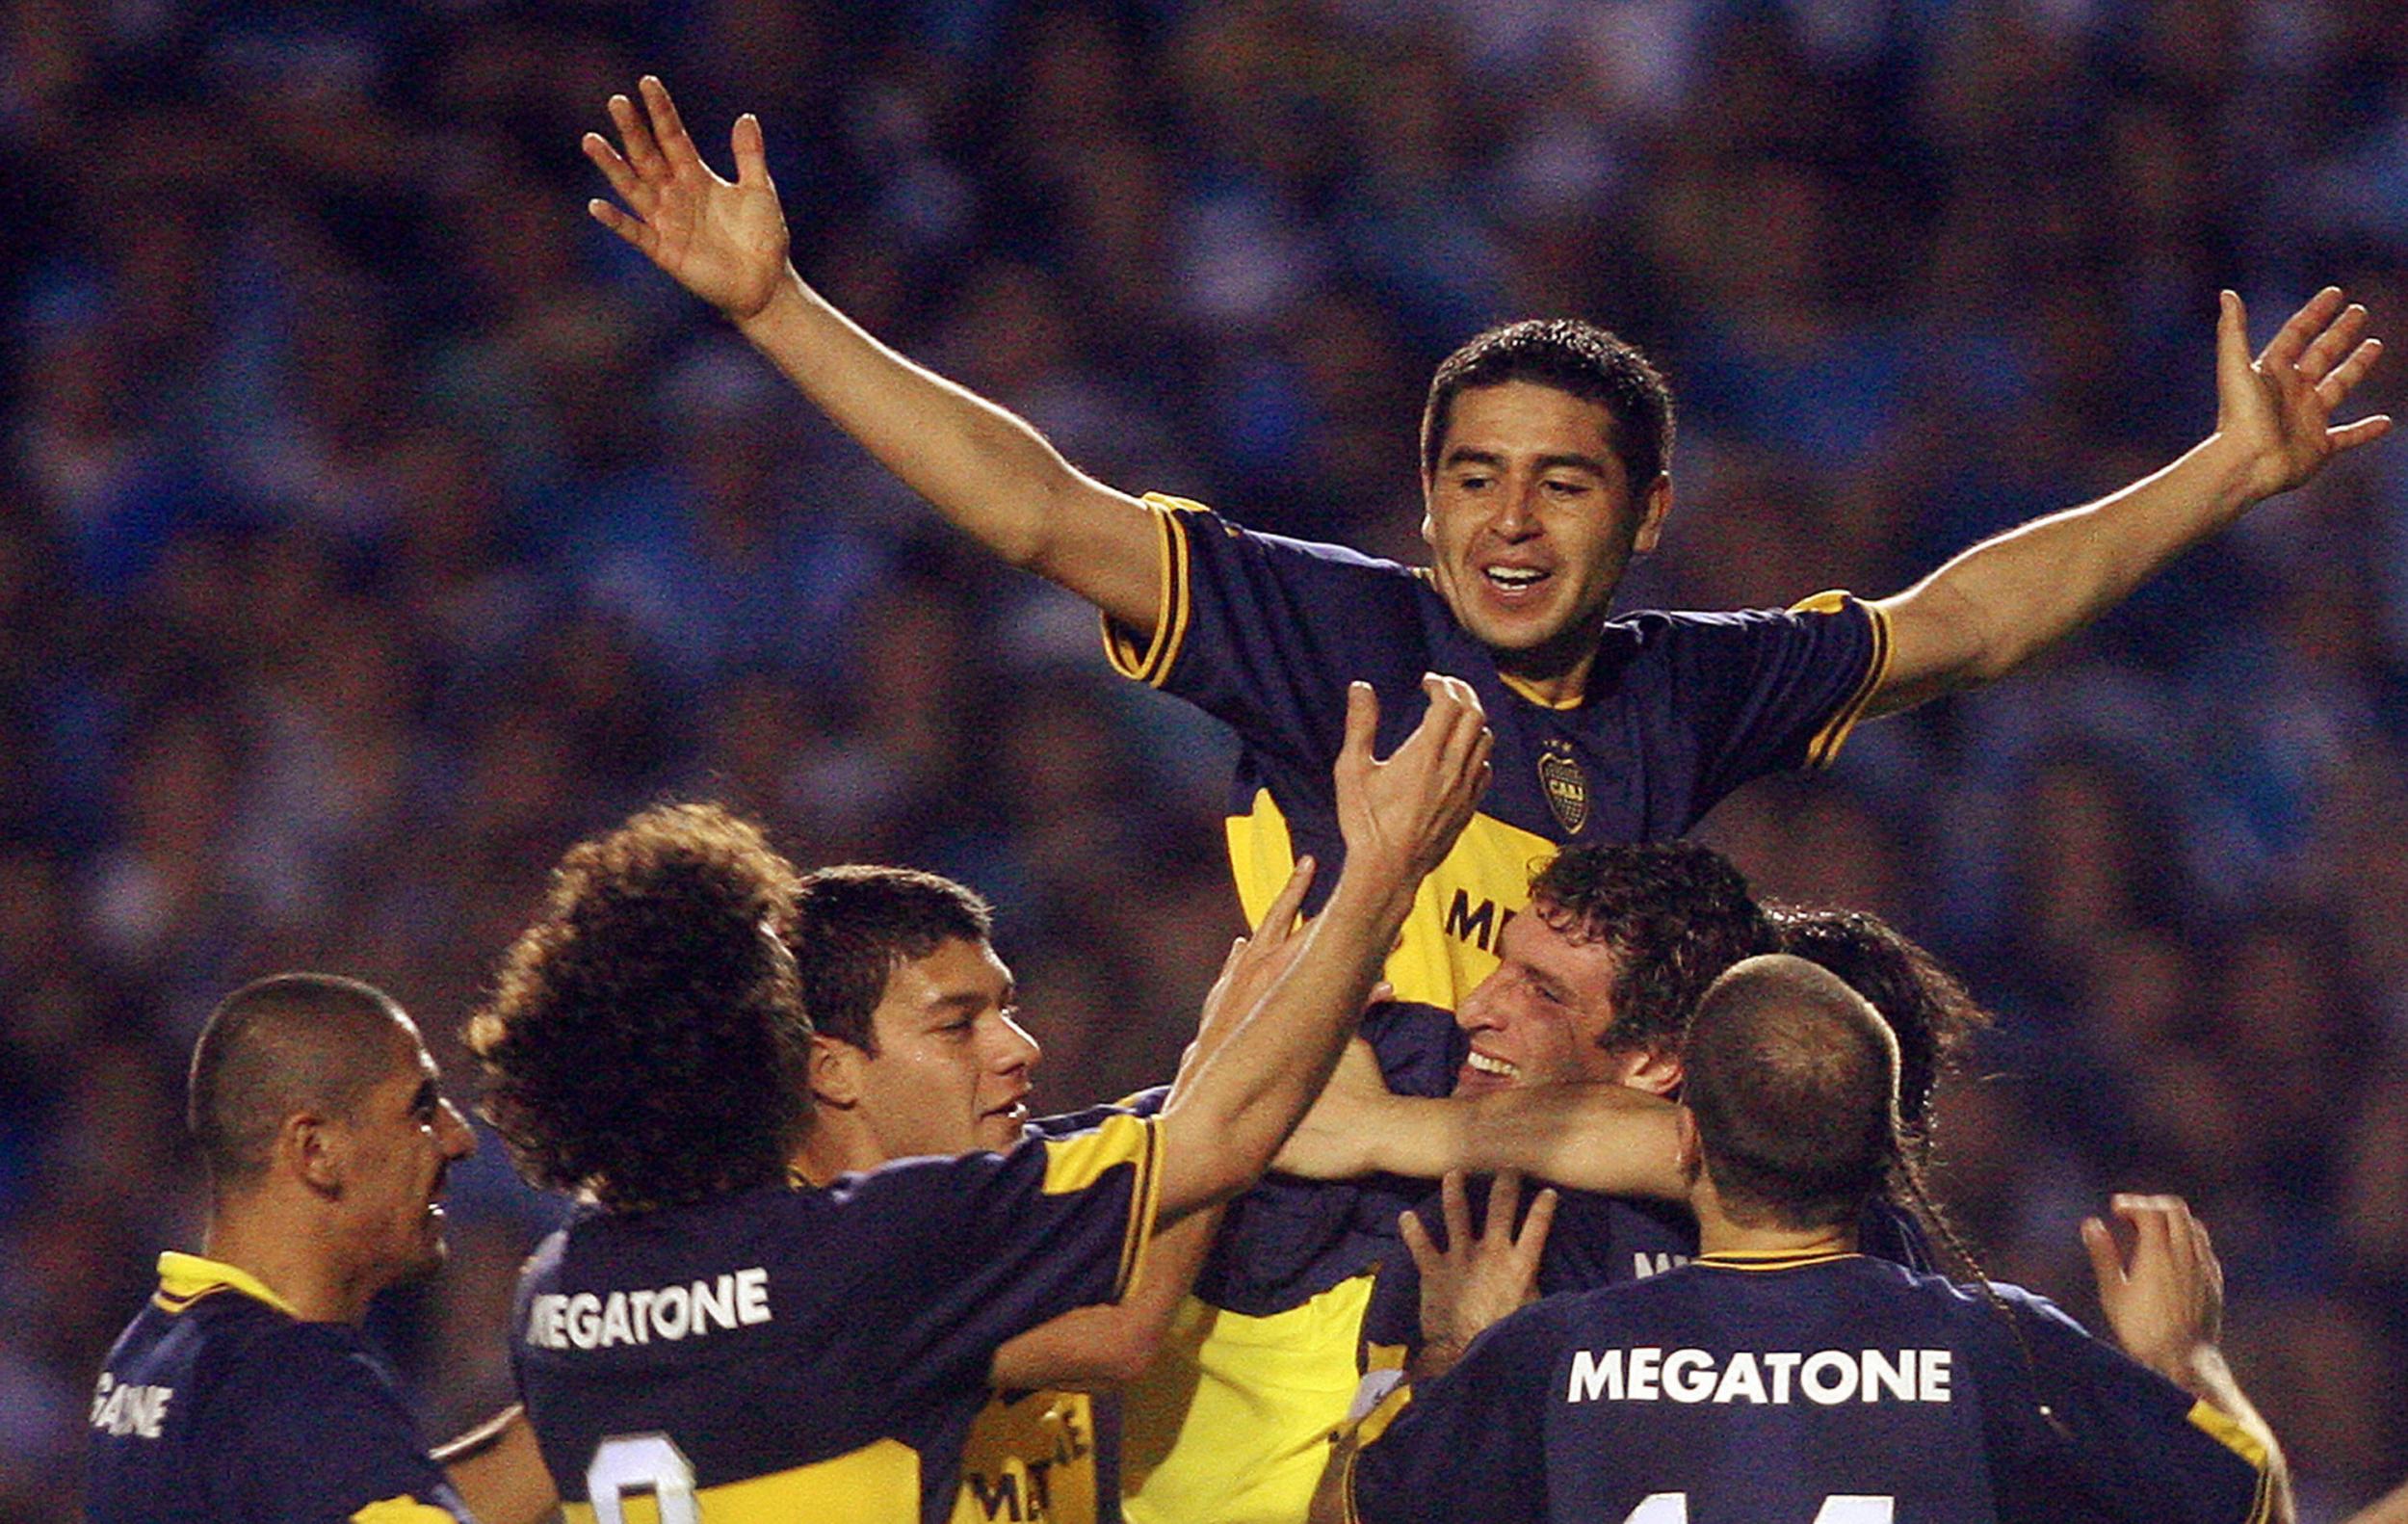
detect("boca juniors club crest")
[1538,749,1589,835]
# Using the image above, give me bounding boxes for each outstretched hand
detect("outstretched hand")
[1332,676,1493,890]
[2081,1193,2223,1384]
[2215,287,2391,502]
[584,76,791,323]
[1404,1170,1557,1379]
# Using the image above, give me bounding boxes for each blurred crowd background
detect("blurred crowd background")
[4,0,2406,1516]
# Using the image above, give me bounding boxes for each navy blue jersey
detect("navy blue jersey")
[1361,1183,1937,1375]
[87,1253,469,1524]
[514,1114,1161,1524]
[1104,497,1887,1020]
[1347,1251,2274,1524]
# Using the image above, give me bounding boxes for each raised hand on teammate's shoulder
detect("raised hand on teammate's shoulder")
[1403,1169,1557,1381]
[583,76,793,325]
[1331,676,1492,895]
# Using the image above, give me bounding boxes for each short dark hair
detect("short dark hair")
[1527,842,1771,1057]
[189,973,412,1189]
[1684,954,1902,1231]
[1421,319,1675,490]
[467,802,806,1213]
[788,865,995,1053]
[1770,906,1991,1145]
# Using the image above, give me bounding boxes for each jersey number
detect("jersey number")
[1624,1495,1893,1523]
[589,1432,699,1524]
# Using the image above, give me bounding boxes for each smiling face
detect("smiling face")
[1453,902,1670,1098]
[336,1027,476,1290]
[849,936,1041,1160]
[1421,381,1670,687]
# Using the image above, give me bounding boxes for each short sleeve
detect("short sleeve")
[1660,595,1889,805]
[1346,1315,1552,1524]
[830,1115,1165,1387]
[1987,1288,2273,1524]
[1101,497,1432,774]
[203,1330,470,1523]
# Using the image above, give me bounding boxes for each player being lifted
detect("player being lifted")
[1323,954,2290,1524]
[468,678,1489,1523]
[578,75,2379,1523]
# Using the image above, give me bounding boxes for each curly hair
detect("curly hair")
[467,802,807,1213]
[1769,906,1991,1148]
[1421,318,1675,491]
[788,865,994,1053]
[1527,842,1772,1058]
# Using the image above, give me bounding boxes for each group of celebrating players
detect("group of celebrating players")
[88,75,2395,1524]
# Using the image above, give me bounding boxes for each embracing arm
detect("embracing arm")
[988,1207,1219,1391]
[433,1405,559,1524]
[1276,1064,1683,1200]
[583,77,1162,630]
[1871,289,2389,715]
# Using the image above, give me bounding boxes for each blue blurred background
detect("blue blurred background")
[4,0,2405,1516]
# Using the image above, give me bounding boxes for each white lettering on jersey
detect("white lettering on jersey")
[1566,1348,1952,1406]
[525,1268,773,1351]
[90,1372,173,1438]
[1633,1251,1690,1278]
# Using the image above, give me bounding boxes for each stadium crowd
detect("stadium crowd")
[4,0,2406,1516]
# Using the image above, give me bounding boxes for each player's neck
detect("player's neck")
[789,1117,889,1187]
[203,1210,376,1324]
[1494,636,1599,709]
[1690,1179,1858,1260]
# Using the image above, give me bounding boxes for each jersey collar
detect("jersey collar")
[1692,1248,1862,1272]
[154,1250,302,1317]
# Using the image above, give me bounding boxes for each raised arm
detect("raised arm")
[2082,1195,2294,1524]
[584,76,1163,630]
[1871,289,2389,714]
[1151,678,1492,1222]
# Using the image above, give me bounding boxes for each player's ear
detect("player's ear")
[1631,473,1672,555]
[282,1111,346,1196]
[807,1034,865,1108]
[1614,1043,1683,1097]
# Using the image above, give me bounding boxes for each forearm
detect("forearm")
[434,1405,559,1524]
[1360,1086,1682,1197]
[988,1207,1220,1391]
[1157,869,1416,1219]
[734,273,1159,622]
[1873,434,2260,711]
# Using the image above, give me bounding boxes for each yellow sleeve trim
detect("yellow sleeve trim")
[1099,495,1198,688]
[2186,1400,2277,1523]
[1790,591,1891,772]
[1039,1114,1164,1302]
[351,1498,460,1524]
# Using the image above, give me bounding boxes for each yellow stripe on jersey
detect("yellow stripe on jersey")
[955,1389,1099,1524]
[1692,1249,1863,1272]
[1362,1342,1406,1375]
[1791,591,1890,771]
[1039,1113,1162,1301]
[1101,496,1200,688]
[1228,790,1555,1012]
[153,1251,302,1318]
[562,1438,920,1524]
[1122,1275,1376,1524]
[2186,1396,2277,1524]
[352,1499,462,1524]
[1498,671,1582,711]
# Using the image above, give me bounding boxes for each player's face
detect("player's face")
[1422,381,1669,672]
[855,936,1041,1160]
[343,1028,477,1289]
[1452,905,1627,1096]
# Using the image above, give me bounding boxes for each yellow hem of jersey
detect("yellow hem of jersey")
[352,1497,465,1523]
[1790,591,1889,771]
[1692,1249,1862,1272]
[154,1250,302,1317]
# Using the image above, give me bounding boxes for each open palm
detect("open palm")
[2216,286,2390,501]
[584,76,790,323]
